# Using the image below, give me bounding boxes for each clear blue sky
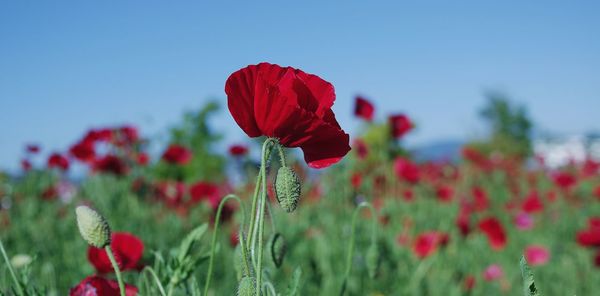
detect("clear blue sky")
[1,1,599,171]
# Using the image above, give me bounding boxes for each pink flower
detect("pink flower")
[514,212,534,230]
[483,264,504,281]
[524,245,550,266]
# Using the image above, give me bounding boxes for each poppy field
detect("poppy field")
[2,63,600,296]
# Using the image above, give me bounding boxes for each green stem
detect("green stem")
[204,194,247,296]
[0,238,25,296]
[105,245,126,296]
[340,202,376,296]
[247,172,262,249]
[254,138,276,296]
[141,266,167,296]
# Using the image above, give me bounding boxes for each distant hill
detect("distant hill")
[412,139,464,163]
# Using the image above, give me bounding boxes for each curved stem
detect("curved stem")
[141,266,167,296]
[105,245,126,296]
[203,194,247,296]
[339,202,377,296]
[0,238,25,296]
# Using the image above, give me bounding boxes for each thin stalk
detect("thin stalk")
[340,202,376,296]
[204,194,246,296]
[105,245,126,296]
[141,266,167,296]
[0,238,25,296]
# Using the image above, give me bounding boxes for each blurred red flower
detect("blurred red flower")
[552,171,577,189]
[21,159,32,171]
[576,217,600,247]
[155,181,186,208]
[456,204,472,236]
[593,185,600,200]
[524,245,550,266]
[471,186,490,212]
[225,62,350,169]
[514,212,534,231]
[413,231,449,258]
[463,275,476,291]
[350,173,362,190]
[229,144,248,156]
[88,232,144,274]
[70,275,138,296]
[136,153,149,166]
[402,189,414,202]
[69,140,96,163]
[394,157,420,184]
[26,144,40,153]
[478,217,507,250]
[47,153,69,171]
[161,144,192,165]
[354,96,375,121]
[388,114,413,139]
[93,155,129,176]
[352,138,369,160]
[435,185,453,202]
[522,190,544,213]
[84,128,113,143]
[189,181,220,207]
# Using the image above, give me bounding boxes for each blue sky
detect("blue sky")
[1,1,599,171]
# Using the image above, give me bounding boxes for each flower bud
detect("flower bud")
[75,206,111,248]
[237,276,257,296]
[274,167,301,213]
[268,233,287,268]
[365,243,379,278]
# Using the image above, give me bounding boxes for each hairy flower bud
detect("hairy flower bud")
[274,167,301,213]
[365,243,379,278]
[75,206,111,248]
[269,233,287,268]
[237,276,257,296]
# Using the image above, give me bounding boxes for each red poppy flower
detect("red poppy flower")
[26,144,40,153]
[402,189,414,202]
[354,96,375,121]
[483,264,503,281]
[93,155,129,176]
[582,159,599,177]
[225,62,350,169]
[42,185,58,200]
[352,138,369,159]
[136,153,149,166]
[463,275,476,291]
[47,153,69,171]
[388,114,413,139]
[471,186,489,212]
[461,147,492,170]
[161,144,192,165]
[522,190,544,213]
[456,204,472,236]
[114,126,139,146]
[229,144,248,156]
[524,245,550,266]
[188,181,220,207]
[413,231,449,258]
[552,171,577,189]
[155,181,186,209]
[350,173,362,189]
[88,232,144,274]
[21,159,32,171]
[435,185,453,202]
[576,217,600,247]
[84,128,114,143]
[70,275,138,296]
[394,157,420,184]
[478,217,507,250]
[69,140,96,163]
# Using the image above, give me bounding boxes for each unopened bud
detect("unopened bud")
[75,206,111,248]
[274,167,301,213]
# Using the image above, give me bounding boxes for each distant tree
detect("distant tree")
[477,91,533,159]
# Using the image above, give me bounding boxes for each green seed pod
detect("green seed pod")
[237,276,257,296]
[269,233,287,268]
[75,206,111,248]
[365,243,379,278]
[274,166,301,213]
[234,244,253,280]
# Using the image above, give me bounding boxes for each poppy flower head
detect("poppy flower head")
[354,96,375,121]
[522,190,544,213]
[21,159,32,171]
[514,212,534,230]
[352,138,369,159]
[576,217,600,248]
[70,275,138,296]
[412,231,449,258]
[483,264,504,281]
[229,144,249,156]
[478,217,507,250]
[26,144,40,154]
[92,155,128,176]
[552,171,577,189]
[394,157,420,184]
[161,144,193,165]
[188,181,220,208]
[225,62,350,169]
[88,232,144,274]
[47,153,70,171]
[388,114,413,139]
[69,139,96,163]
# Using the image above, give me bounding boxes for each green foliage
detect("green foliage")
[477,91,533,158]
